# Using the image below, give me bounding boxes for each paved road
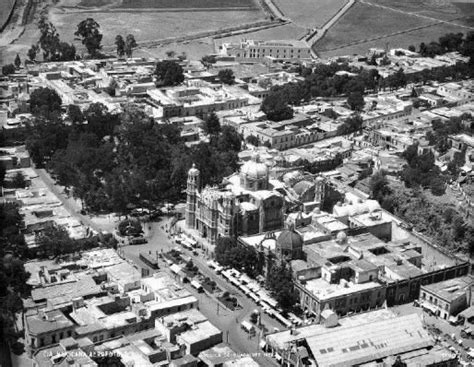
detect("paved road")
[120,219,280,366]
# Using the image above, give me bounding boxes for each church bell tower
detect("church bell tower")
[185,164,200,228]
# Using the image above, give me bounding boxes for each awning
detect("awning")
[420,301,438,314]
[459,306,474,320]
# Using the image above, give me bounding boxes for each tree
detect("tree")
[54,42,76,61]
[14,54,21,69]
[201,55,217,68]
[218,69,235,85]
[38,17,60,61]
[347,91,365,111]
[11,172,26,188]
[250,312,259,324]
[125,34,137,58]
[430,177,446,196]
[154,60,184,86]
[461,31,474,66]
[215,237,264,278]
[370,171,391,202]
[75,18,103,57]
[337,114,363,135]
[27,45,39,62]
[105,79,118,97]
[67,104,84,123]
[203,112,221,136]
[408,45,416,52]
[166,50,176,58]
[2,64,15,76]
[115,35,125,57]
[261,91,294,122]
[267,261,297,312]
[439,33,463,52]
[246,135,259,146]
[36,225,81,258]
[29,87,62,118]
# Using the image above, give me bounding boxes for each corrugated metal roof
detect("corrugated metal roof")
[306,314,433,367]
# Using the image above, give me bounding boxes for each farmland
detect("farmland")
[314,0,472,58]
[273,0,347,28]
[116,0,258,9]
[50,9,264,46]
[0,0,16,30]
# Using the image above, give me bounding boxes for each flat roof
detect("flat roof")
[31,275,102,303]
[304,278,383,301]
[177,321,221,345]
[27,309,73,335]
[422,276,473,302]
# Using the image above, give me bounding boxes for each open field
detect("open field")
[215,23,306,45]
[49,8,265,46]
[367,0,474,25]
[0,0,16,31]
[273,0,347,28]
[366,0,474,26]
[314,1,472,57]
[116,0,257,9]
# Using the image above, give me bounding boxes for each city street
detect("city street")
[119,218,280,366]
[32,168,279,364]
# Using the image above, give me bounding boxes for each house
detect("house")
[419,276,473,320]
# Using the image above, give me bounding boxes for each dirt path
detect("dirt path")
[360,0,474,31]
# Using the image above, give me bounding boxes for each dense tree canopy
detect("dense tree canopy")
[154,60,184,86]
[218,69,235,85]
[2,64,15,76]
[28,102,243,213]
[267,261,298,313]
[261,89,294,122]
[29,87,62,119]
[75,18,103,57]
[203,112,221,136]
[115,35,125,57]
[215,237,264,278]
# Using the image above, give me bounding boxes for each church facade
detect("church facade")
[185,153,327,246]
[185,155,285,245]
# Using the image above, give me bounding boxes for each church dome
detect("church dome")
[293,180,314,196]
[277,228,303,251]
[241,153,268,179]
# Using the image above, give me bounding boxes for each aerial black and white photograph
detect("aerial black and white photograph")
[0,0,474,366]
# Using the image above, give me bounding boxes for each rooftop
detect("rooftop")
[304,278,383,301]
[306,314,432,367]
[26,309,74,335]
[422,275,473,302]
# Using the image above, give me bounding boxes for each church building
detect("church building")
[185,153,327,248]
